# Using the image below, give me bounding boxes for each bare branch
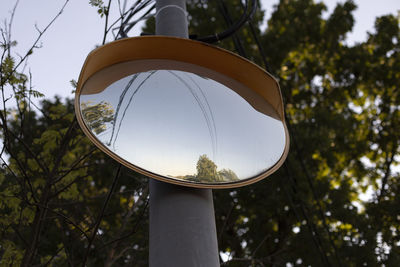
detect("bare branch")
[51,147,97,185]
[3,0,70,84]
[34,24,43,35]
[38,244,65,267]
[2,123,50,174]
[102,0,113,45]
[47,118,78,183]
[81,164,122,266]
[378,144,397,201]
[49,174,90,199]
[101,187,149,251]
[21,189,51,266]
[30,100,51,120]
[251,234,270,258]
[6,0,20,57]
[0,149,38,203]
[218,202,234,242]
[34,203,90,240]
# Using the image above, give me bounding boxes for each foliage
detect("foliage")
[218,169,239,182]
[194,155,239,183]
[89,0,109,17]
[81,101,115,135]
[196,154,220,182]
[1,0,399,266]
[0,3,148,266]
[0,97,149,266]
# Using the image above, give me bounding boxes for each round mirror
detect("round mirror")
[75,37,289,188]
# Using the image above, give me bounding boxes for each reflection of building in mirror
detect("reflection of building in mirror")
[173,154,239,183]
[81,101,115,135]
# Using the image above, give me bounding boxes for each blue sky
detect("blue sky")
[80,69,286,179]
[0,0,399,99]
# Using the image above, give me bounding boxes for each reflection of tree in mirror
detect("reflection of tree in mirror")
[196,154,220,182]
[218,168,239,182]
[186,154,239,183]
[81,101,115,135]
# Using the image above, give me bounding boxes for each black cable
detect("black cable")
[116,0,145,38]
[217,0,247,57]
[287,119,343,266]
[283,162,332,266]
[117,0,154,39]
[244,9,272,72]
[249,27,342,266]
[235,2,342,265]
[121,4,155,37]
[213,1,332,264]
[195,0,257,43]
[118,0,256,44]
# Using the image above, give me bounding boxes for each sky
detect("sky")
[0,0,399,100]
[80,69,286,179]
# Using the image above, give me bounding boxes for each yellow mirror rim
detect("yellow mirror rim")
[75,36,289,188]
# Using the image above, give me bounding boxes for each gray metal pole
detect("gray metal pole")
[149,1,220,267]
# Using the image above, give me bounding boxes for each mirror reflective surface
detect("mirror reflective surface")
[80,69,286,184]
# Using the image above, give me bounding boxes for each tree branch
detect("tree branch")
[34,203,90,240]
[377,144,396,201]
[81,164,121,266]
[9,0,70,80]
[51,146,96,185]
[102,0,113,45]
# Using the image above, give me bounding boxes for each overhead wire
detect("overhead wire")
[195,0,257,44]
[119,1,155,38]
[105,0,151,39]
[114,0,155,39]
[219,0,341,265]
[112,71,157,149]
[171,71,218,161]
[239,0,271,73]
[239,11,340,264]
[282,163,332,266]
[108,74,139,146]
[113,0,256,45]
[286,119,343,266]
[216,0,247,57]
[101,0,341,264]
[216,1,330,263]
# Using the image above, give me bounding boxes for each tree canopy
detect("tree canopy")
[1,0,399,266]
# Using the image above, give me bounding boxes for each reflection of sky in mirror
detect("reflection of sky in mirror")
[80,70,285,181]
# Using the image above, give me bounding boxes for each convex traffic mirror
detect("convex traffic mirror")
[75,36,289,188]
